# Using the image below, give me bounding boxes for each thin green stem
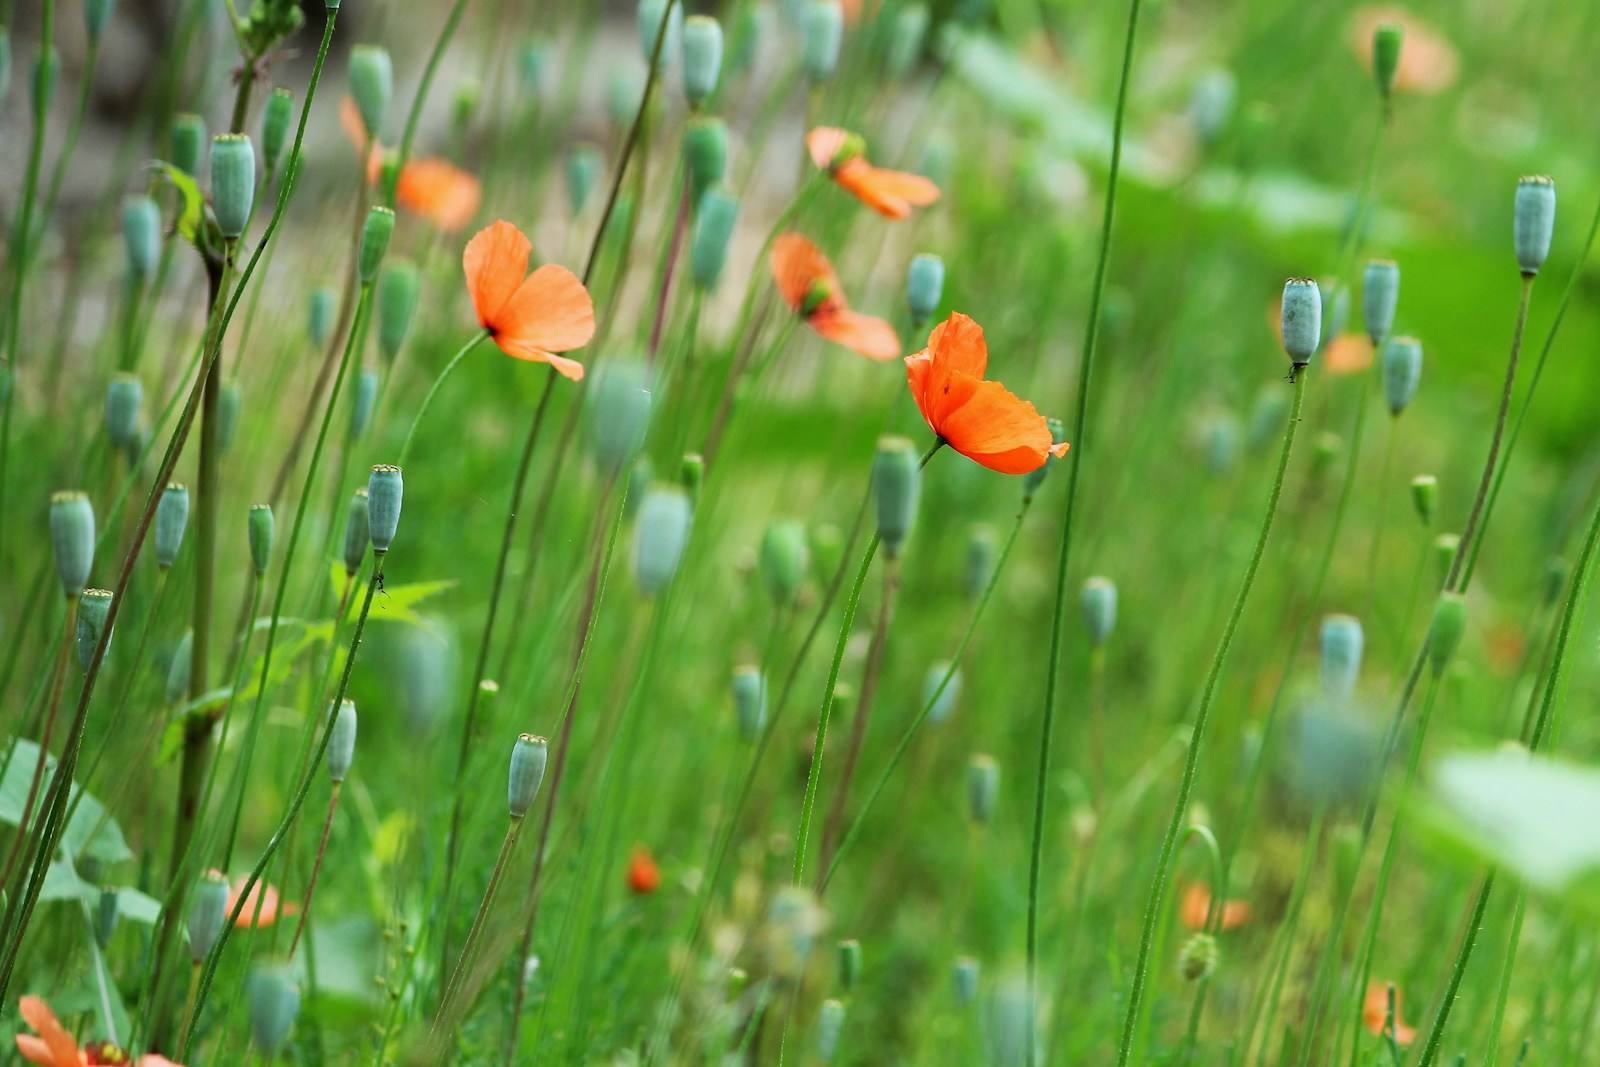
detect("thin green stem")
[397,329,490,467]
[433,816,524,1038]
[287,781,342,961]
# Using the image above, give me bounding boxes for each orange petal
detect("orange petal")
[810,309,900,361]
[19,996,83,1067]
[927,312,988,379]
[492,340,586,381]
[398,158,482,232]
[938,375,1057,474]
[806,127,853,170]
[495,264,596,355]
[770,233,840,314]
[227,878,296,928]
[1323,333,1373,375]
[464,220,533,330]
[834,160,939,219]
[136,1057,187,1067]
[339,95,368,149]
[15,1035,69,1067]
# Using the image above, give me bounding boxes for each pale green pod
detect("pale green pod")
[248,504,274,576]
[1432,533,1459,589]
[1319,614,1363,705]
[729,3,766,72]
[350,369,378,439]
[963,524,995,600]
[633,485,693,596]
[906,253,944,325]
[1382,336,1422,415]
[377,259,419,363]
[390,621,456,736]
[262,86,294,174]
[358,206,394,284]
[886,4,928,78]
[308,285,337,346]
[519,38,551,97]
[987,974,1031,1067]
[1202,413,1240,476]
[1285,700,1378,811]
[681,15,724,107]
[154,483,189,569]
[94,886,119,947]
[217,380,242,456]
[342,488,370,576]
[732,665,767,741]
[1280,277,1321,367]
[327,700,357,782]
[684,118,728,210]
[187,870,229,962]
[105,373,142,451]
[1179,932,1219,982]
[367,465,403,552]
[966,754,999,824]
[121,196,161,279]
[837,939,861,991]
[952,956,980,1005]
[815,998,845,1063]
[637,0,684,71]
[1361,259,1400,345]
[348,45,394,139]
[625,456,653,519]
[801,0,843,82]
[690,185,738,290]
[1372,23,1403,98]
[166,630,193,704]
[923,661,961,724]
[759,520,808,604]
[588,360,653,474]
[1426,592,1467,676]
[50,491,96,596]
[872,436,920,558]
[566,144,603,215]
[1188,68,1236,145]
[76,589,113,671]
[508,733,549,817]
[83,0,113,38]
[682,453,704,504]
[247,966,301,1056]
[32,47,58,114]
[170,113,206,178]
[1514,176,1556,276]
[1081,576,1117,646]
[210,134,256,240]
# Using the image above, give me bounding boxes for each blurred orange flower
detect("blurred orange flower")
[15,995,184,1066]
[228,877,297,928]
[904,312,1069,475]
[807,127,939,220]
[340,96,482,233]
[627,846,661,894]
[1179,882,1250,931]
[1363,981,1418,1045]
[464,220,595,381]
[1323,333,1374,375]
[1347,7,1459,95]
[770,233,900,361]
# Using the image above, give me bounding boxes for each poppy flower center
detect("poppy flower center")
[84,1040,131,1065]
[801,280,834,317]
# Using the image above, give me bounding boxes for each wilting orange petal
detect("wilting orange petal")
[1363,983,1418,1045]
[464,220,533,329]
[937,375,1057,474]
[495,264,596,355]
[227,878,295,928]
[811,308,900,361]
[18,996,83,1067]
[834,159,940,219]
[806,126,853,170]
[398,158,482,233]
[1180,882,1251,931]
[770,233,841,315]
[1323,333,1373,375]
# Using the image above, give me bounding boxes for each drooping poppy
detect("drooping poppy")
[15,995,184,1067]
[904,312,1070,475]
[1362,982,1418,1046]
[464,220,595,381]
[627,846,661,895]
[1178,881,1251,932]
[227,877,298,929]
[769,233,899,361]
[806,127,939,220]
[340,97,483,233]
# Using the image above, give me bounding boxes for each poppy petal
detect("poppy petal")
[227,878,296,928]
[19,997,82,1067]
[927,312,988,379]
[938,376,1056,474]
[339,95,369,148]
[464,220,532,329]
[835,161,939,218]
[770,233,841,314]
[806,127,853,170]
[495,341,587,381]
[496,264,596,355]
[14,1035,65,1067]
[398,158,482,232]
[136,1057,187,1067]
[811,309,901,361]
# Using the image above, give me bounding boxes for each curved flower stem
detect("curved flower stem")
[287,781,342,960]
[397,329,490,467]
[0,598,77,893]
[432,815,524,1042]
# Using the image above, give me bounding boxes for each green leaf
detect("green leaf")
[328,561,457,627]
[0,739,132,866]
[147,161,204,242]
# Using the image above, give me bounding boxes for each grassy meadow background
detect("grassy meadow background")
[4,0,1600,1062]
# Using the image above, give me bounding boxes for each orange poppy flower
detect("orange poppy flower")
[627,846,661,895]
[15,995,183,1066]
[1178,882,1250,931]
[1362,982,1418,1045]
[904,312,1069,475]
[340,96,482,233]
[770,233,899,361]
[806,127,939,220]
[1323,333,1373,375]
[464,220,595,381]
[1347,7,1459,95]
[227,877,298,929]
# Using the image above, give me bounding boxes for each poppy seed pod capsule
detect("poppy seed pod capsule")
[105,373,142,451]
[1514,176,1556,276]
[154,483,190,569]
[966,754,999,825]
[262,87,293,174]
[1081,576,1118,646]
[1178,932,1219,982]
[1361,259,1400,345]
[1319,613,1363,704]
[358,206,395,284]
[32,47,58,113]
[50,491,96,596]
[906,253,944,325]
[121,196,161,279]
[1247,387,1289,451]
[588,360,653,473]
[76,589,114,671]
[326,700,357,782]
[1382,336,1422,415]
[638,0,684,70]
[348,45,394,139]
[1188,68,1237,146]
[733,666,767,741]
[923,662,962,724]
[952,956,980,1005]
[309,285,336,346]
[342,489,370,575]
[1372,23,1404,98]
[566,143,603,215]
[887,3,929,78]
[801,0,844,82]
[452,78,481,132]
[815,998,845,1063]
[837,939,861,991]
[1022,417,1067,501]
[519,37,550,97]
[684,118,729,211]
[508,733,549,818]
[681,452,704,502]
[1281,277,1321,368]
[964,525,995,599]
[690,186,738,290]
[170,113,205,177]
[217,380,242,456]
[94,886,119,948]
[681,16,723,107]
[760,520,808,604]
[166,631,192,704]
[377,260,420,363]
[246,503,274,576]
[625,457,653,519]
[350,369,378,439]
[633,486,693,595]
[1432,533,1459,589]
[86,0,118,39]
[1426,592,1468,677]
[367,466,403,553]
[247,967,301,1057]
[209,134,256,240]
[872,436,921,558]
[187,870,230,962]
[1412,474,1437,525]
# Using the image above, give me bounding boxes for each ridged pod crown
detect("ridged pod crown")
[815,998,845,1063]
[367,465,403,553]
[508,733,549,817]
[1372,23,1404,98]
[872,436,921,558]
[262,87,294,174]
[1514,176,1556,276]
[170,113,206,178]
[121,196,161,279]
[837,939,861,992]
[1411,474,1437,525]
[105,373,143,451]
[209,134,256,239]
[343,488,370,575]
[1280,277,1321,366]
[154,483,190,569]
[76,589,113,671]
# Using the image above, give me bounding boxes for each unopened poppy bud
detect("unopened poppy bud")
[210,134,256,240]
[566,144,603,215]
[872,436,921,558]
[759,520,808,604]
[684,118,728,209]
[1320,614,1363,704]
[377,259,419,363]
[923,662,961,724]
[247,966,301,1056]
[1022,417,1066,501]
[349,45,393,139]
[1426,592,1467,676]
[155,483,189,569]
[1542,556,1567,608]
[248,504,274,576]
[358,206,394,284]
[837,938,861,990]
[217,379,242,456]
[367,465,403,553]
[964,525,994,599]
[519,38,550,97]
[32,47,58,113]
[637,0,683,70]
[1514,176,1556,276]
[1361,259,1399,345]
[690,186,738,290]
[589,360,653,473]
[187,870,230,961]
[76,589,113,671]
[105,373,142,451]
[1178,932,1219,982]
[260,87,293,174]
[966,754,999,824]
[887,3,929,78]
[1372,23,1403,98]
[1411,474,1437,525]
[681,453,705,501]
[1432,533,1459,589]
[95,886,119,947]
[50,491,96,596]
[815,998,845,1063]
[681,15,724,107]
[121,197,161,279]
[905,253,944,325]
[309,285,336,346]
[349,369,378,440]
[166,631,192,704]
[952,956,980,1005]
[327,700,357,782]
[508,733,549,817]
[1281,277,1321,368]
[85,0,115,39]
[1081,576,1117,646]
[341,488,370,575]
[733,666,767,740]
[634,486,693,595]
[170,112,205,177]
[802,0,844,82]
[1379,335,1423,416]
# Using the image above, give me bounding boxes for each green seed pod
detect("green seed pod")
[690,185,738,291]
[759,520,808,605]
[350,369,378,439]
[961,526,996,601]
[637,0,683,71]
[519,37,551,98]
[1188,68,1236,146]
[1247,387,1289,452]
[170,113,205,178]
[1080,576,1117,647]
[237,505,270,580]
[1425,592,1468,677]
[1319,613,1363,705]
[729,3,766,72]
[952,956,980,1005]
[987,974,1031,1067]
[50,491,96,596]
[1542,556,1568,609]
[1432,533,1459,590]
[1382,336,1422,416]
[348,45,394,139]
[733,665,767,741]
[923,661,961,724]
[217,379,242,456]
[681,15,724,107]
[801,0,844,82]
[187,870,229,962]
[588,359,653,474]
[1372,22,1404,98]
[872,436,921,558]
[121,196,161,279]
[565,144,603,215]
[94,886,119,947]
[1178,932,1219,982]
[105,373,142,451]
[886,3,929,78]
[684,118,728,210]
[32,47,59,114]
[358,206,395,284]
[607,65,642,130]
[390,622,457,737]
[815,998,845,1063]
[377,259,420,363]
[247,966,301,1056]
[508,733,549,818]
[84,0,115,41]
[368,465,403,553]
[76,589,114,671]
[812,524,844,589]
[209,134,256,240]
[342,488,370,575]
[966,753,999,825]
[1022,417,1066,501]
[1280,277,1321,368]
[681,454,703,499]
[309,285,337,347]
[1202,413,1241,476]
[154,483,190,569]
[327,699,357,782]
[906,253,944,325]
[260,87,294,175]
[634,486,693,596]
[166,630,192,704]
[1411,475,1437,525]
[1361,259,1400,345]
[452,78,481,132]
[1514,176,1556,276]
[625,456,653,519]
[1331,822,1362,901]
[837,939,861,992]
